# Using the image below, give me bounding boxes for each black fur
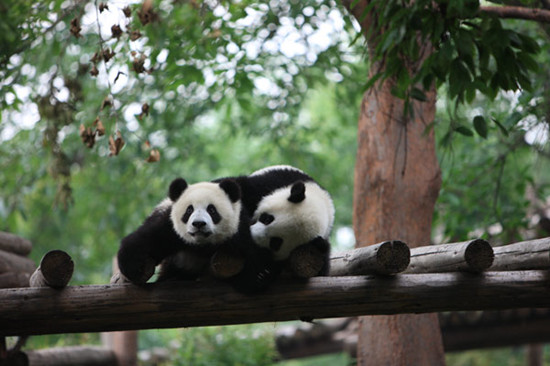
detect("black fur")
[223,167,314,217]
[169,178,188,201]
[118,166,330,292]
[219,167,331,293]
[218,179,241,203]
[118,178,239,284]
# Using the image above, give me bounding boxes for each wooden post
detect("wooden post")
[528,344,543,366]
[329,241,410,276]
[406,239,494,273]
[29,250,74,288]
[101,257,138,366]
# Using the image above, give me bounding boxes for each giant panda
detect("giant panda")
[225,165,335,291]
[117,177,243,284]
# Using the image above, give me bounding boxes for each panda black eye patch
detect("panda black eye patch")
[182,205,194,223]
[207,204,221,224]
[269,237,283,251]
[259,213,274,225]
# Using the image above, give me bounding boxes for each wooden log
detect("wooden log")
[29,250,73,288]
[25,346,117,366]
[329,241,410,276]
[0,272,30,289]
[102,256,138,366]
[0,250,36,274]
[491,238,550,271]
[0,231,32,256]
[0,271,549,337]
[276,318,355,359]
[276,310,550,357]
[406,239,494,273]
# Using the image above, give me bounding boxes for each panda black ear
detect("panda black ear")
[288,181,306,203]
[169,178,188,201]
[219,179,241,203]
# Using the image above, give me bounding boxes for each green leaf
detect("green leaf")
[449,59,470,99]
[491,117,509,137]
[473,115,488,139]
[410,87,428,102]
[455,125,474,137]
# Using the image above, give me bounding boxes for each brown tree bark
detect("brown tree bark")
[342,1,446,364]
[353,78,445,366]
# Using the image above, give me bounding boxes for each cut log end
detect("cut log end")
[464,239,494,272]
[29,250,74,288]
[375,240,411,274]
[289,245,326,279]
[210,249,245,279]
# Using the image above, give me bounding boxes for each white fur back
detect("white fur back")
[250,165,304,177]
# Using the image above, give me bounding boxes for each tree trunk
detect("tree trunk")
[353,81,445,366]
[341,0,446,364]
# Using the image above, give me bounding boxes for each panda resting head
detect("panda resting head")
[168,178,242,246]
[250,180,334,262]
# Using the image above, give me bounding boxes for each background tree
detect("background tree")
[341,1,550,365]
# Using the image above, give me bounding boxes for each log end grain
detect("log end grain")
[464,239,494,272]
[289,245,326,279]
[375,240,411,274]
[210,249,245,279]
[30,250,74,288]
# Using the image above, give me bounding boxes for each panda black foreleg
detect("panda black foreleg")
[156,249,211,282]
[230,245,282,294]
[118,211,182,284]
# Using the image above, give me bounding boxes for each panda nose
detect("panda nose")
[192,221,206,228]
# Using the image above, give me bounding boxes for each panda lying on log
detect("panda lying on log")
[117,165,334,293]
[117,178,244,284]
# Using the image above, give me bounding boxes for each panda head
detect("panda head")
[168,178,242,245]
[250,181,334,261]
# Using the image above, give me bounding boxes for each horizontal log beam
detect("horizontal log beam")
[1,271,549,336]
[329,240,410,276]
[491,237,550,271]
[0,231,32,256]
[443,315,550,352]
[406,239,494,273]
[0,250,35,274]
[0,272,30,289]
[25,346,117,366]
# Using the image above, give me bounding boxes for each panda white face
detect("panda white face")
[250,181,334,261]
[170,181,242,245]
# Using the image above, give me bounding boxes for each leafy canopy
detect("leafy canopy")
[358,0,541,136]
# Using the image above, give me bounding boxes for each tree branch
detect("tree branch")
[479,5,550,23]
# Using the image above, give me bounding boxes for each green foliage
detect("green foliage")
[433,84,548,243]
[140,325,276,366]
[446,347,528,366]
[360,0,541,130]
[278,353,354,366]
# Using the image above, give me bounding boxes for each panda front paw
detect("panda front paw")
[117,249,156,284]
